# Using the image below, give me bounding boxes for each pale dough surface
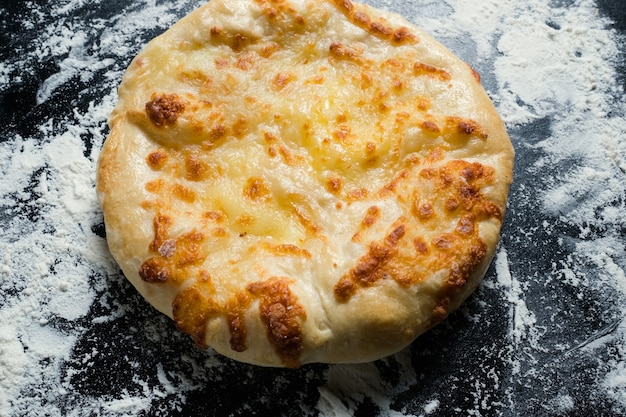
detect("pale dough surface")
[97,0,514,367]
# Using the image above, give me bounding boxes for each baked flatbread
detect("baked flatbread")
[97,0,514,368]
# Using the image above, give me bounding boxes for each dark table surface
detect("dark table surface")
[1,0,625,416]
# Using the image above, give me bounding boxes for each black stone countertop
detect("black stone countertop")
[1,1,625,416]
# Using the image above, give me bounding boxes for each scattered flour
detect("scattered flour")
[423,398,440,415]
[318,351,418,416]
[492,247,539,349]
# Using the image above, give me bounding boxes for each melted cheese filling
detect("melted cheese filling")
[102,0,512,367]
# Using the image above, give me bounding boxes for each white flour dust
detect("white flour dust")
[1,0,625,416]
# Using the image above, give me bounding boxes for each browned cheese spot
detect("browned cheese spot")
[225,291,252,352]
[260,41,280,58]
[418,161,500,221]
[243,177,272,202]
[246,277,306,368]
[445,197,460,211]
[392,78,405,92]
[445,116,489,139]
[432,233,454,250]
[278,146,305,165]
[416,96,431,111]
[232,115,248,138]
[264,130,278,144]
[333,124,352,141]
[441,160,499,216]
[483,201,503,219]
[146,149,169,170]
[326,176,343,194]
[420,120,441,133]
[149,214,173,252]
[405,154,421,166]
[466,63,482,83]
[456,215,475,235]
[236,214,256,227]
[429,240,487,325]
[352,11,369,26]
[209,26,255,52]
[333,0,354,13]
[289,199,322,236]
[346,188,369,201]
[308,74,325,84]
[203,210,226,224]
[414,160,500,325]
[334,225,406,301]
[171,274,253,353]
[264,243,312,259]
[145,179,165,194]
[264,130,279,157]
[174,231,205,267]
[369,21,392,37]
[329,41,363,64]
[426,147,446,163]
[139,214,208,285]
[272,72,294,90]
[178,70,213,91]
[430,301,449,324]
[171,183,197,203]
[209,124,227,141]
[185,153,210,181]
[227,310,247,352]
[330,0,418,44]
[236,51,256,70]
[392,26,417,44]
[139,257,171,283]
[212,227,228,238]
[145,93,185,127]
[413,62,452,81]
[416,202,435,219]
[448,243,487,289]
[380,170,409,196]
[158,239,177,258]
[214,57,229,69]
[361,206,381,228]
[252,0,305,25]
[169,271,309,361]
[359,70,373,89]
[335,157,502,308]
[172,285,216,349]
[413,237,429,255]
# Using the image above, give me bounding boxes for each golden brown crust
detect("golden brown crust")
[96,0,514,367]
[247,277,306,368]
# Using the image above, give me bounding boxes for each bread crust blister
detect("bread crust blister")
[97,0,514,367]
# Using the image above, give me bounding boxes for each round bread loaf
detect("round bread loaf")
[97,0,514,367]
